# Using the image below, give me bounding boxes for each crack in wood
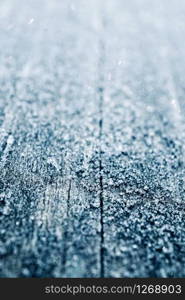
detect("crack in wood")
[98,38,105,278]
[62,179,71,273]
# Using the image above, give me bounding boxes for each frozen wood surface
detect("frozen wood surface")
[0,0,185,277]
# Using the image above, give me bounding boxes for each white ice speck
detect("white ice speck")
[28,18,34,25]
[7,135,14,145]
[47,157,60,171]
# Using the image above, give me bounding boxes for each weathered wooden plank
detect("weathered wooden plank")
[101,0,185,277]
[0,0,102,277]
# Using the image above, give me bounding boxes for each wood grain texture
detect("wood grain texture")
[0,0,185,277]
